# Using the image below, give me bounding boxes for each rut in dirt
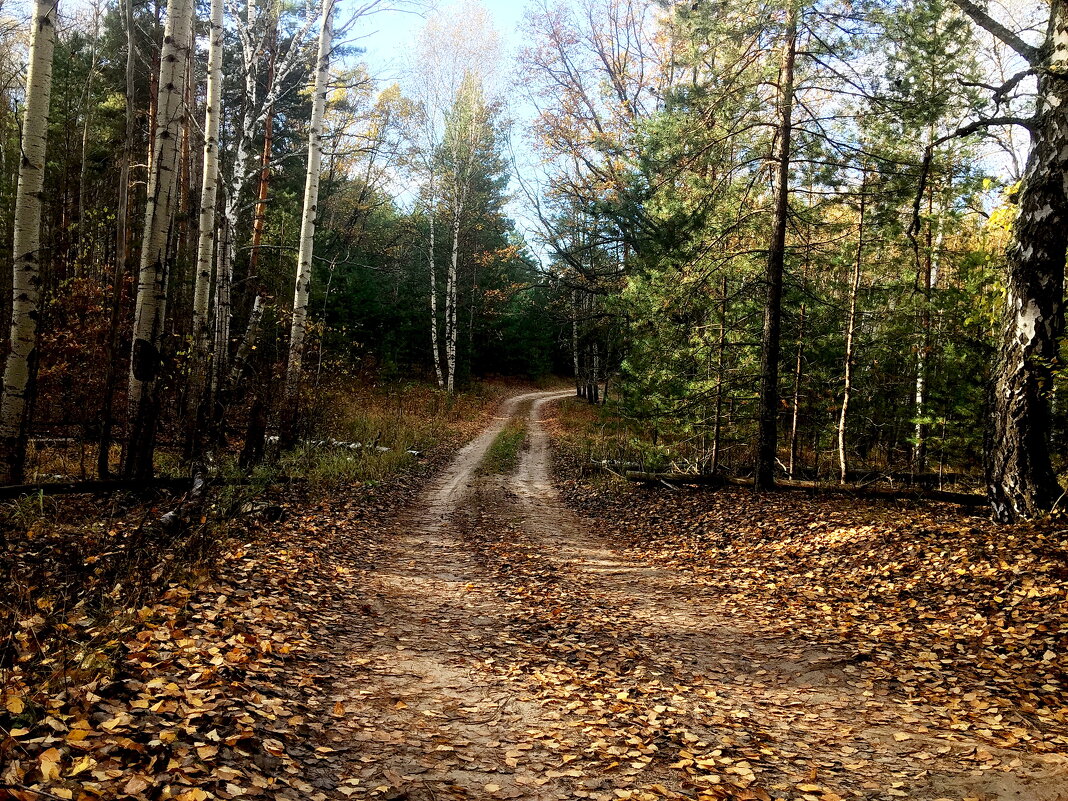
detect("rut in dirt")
[306,390,1068,801]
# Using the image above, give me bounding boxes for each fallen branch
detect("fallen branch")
[619,471,986,506]
[267,436,422,457]
[0,478,197,500]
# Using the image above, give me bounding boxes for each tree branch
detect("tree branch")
[951,0,1042,65]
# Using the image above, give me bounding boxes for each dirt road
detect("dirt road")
[310,390,1067,801]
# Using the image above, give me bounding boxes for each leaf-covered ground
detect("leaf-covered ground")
[3,390,1066,801]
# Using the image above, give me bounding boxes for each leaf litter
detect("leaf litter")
[3,391,1066,801]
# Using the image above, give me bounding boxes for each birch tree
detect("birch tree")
[838,171,867,484]
[0,0,59,484]
[125,0,194,478]
[943,0,1068,520]
[187,0,225,449]
[439,73,493,392]
[408,0,500,391]
[282,0,333,437]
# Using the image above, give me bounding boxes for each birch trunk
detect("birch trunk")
[445,199,460,393]
[788,300,805,479]
[0,0,58,483]
[572,288,581,397]
[125,0,194,478]
[191,0,223,372]
[428,185,444,388]
[985,0,1068,521]
[283,0,333,431]
[838,173,866,484]
[711,276,727,474]
[754,0,797,491]
[185,0,224,453]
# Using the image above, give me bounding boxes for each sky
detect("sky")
[347,0,549,260]
[354,0,530,84]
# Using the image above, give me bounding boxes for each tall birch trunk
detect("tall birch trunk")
[283,0,333,435]
[838,172,866,484]
[987,70,1068,516]
[0,0,58,483]
[191,0,223,376]
[572,288,581,397]
[185,0,224,453]
[753,0,797,491]
[125,0,194,478]
[445,199,460,393]
[788,300,805,479]
[952,1,1067,520]
[428,185,444,389]
[97,0,136,478]
[711,276,727,474]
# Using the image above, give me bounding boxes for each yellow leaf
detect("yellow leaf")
[68,755,94,777]
[39,747,62,781]
[4,694,25,715]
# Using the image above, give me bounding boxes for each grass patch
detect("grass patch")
[481,419,527,475]
[281,379,510,486]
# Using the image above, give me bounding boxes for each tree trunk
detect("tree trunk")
[572,288,582,397]
[913,174,939,475]
[788,300,805,479]
[838,171,866,484]
[753,0,797,491]
[97,0,136,479]
[0,0,58,484]
[124,0,194,479]
[711,276,727,474]
[986,0,1068,521]
[282,0,333,442]
[187,0,224,454]
[428,186,444,388]
[445,199,460,393]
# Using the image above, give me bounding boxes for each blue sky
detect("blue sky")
[355,0,530,83]
[350,0,548,258]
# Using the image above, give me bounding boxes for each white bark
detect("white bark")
[445,196,461,393]
[427,178,444,388]
[0,0,58,481]
[285,0,333,403]
[192,0,224,363]
[126,0,194,472]
[572,288,581,396]
[838,174,866,484]
[219,0,319,327]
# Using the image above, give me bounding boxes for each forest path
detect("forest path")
[312,391,1068,801]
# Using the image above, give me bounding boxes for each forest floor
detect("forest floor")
[3,389,1067,801]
